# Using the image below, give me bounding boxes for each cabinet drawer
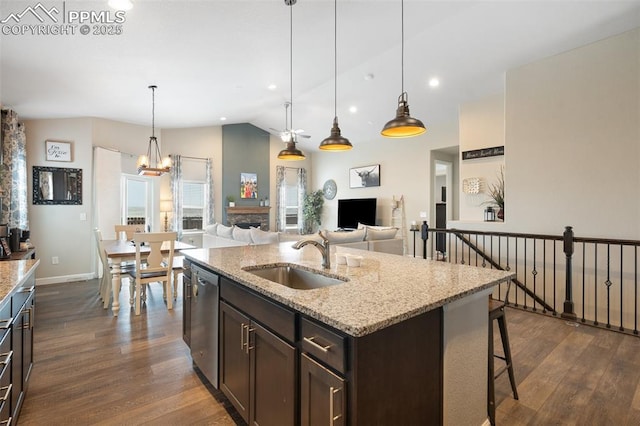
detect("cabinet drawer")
[301,317,346,374]
[12,284,34,316]
[0,332,10,383]
[0,303,10,343]
[221,277,295,343]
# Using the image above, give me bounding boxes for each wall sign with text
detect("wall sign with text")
[45,140,72,162]
[462,145,504,160]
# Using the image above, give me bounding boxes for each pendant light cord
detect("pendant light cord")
[151,85,155,138]
[401,0,404,94]
[289,3,294,136]
[334,0,337,118]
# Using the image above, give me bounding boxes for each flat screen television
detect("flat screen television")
[337,198,376,230]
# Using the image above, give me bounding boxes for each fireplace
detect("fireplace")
[226,206,270,230]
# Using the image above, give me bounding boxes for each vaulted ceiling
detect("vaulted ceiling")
[1,0,639,150]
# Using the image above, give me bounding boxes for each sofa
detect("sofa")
[202,223,404,255]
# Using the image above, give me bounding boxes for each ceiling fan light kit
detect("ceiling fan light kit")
[381,0,426,138]
[137,85,171,176]
[278,0,305,161]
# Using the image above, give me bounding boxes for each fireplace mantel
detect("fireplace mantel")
[226,206,271,215]
[226,206,270,230]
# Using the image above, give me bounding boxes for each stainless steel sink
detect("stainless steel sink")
[243,264,348,290]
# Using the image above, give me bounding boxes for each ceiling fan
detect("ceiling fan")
[269,101,311,142]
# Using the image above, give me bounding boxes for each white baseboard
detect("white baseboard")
[36,272,96,286]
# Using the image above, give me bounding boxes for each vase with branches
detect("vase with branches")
[486,165,505,220]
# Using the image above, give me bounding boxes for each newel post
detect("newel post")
[562,226,577,320]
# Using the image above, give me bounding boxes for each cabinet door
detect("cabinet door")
[250,322,296,426]
[182,271,192,346]
[219,302,250,424]
[300,353,346,426]
[22,293,34,386]
[11,310,22,420]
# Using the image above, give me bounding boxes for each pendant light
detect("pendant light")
[137,85,171,176]
[319,0,352,151]
[278,0,306,161]
[380,0,426,138]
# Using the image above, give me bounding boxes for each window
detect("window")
[122,175,150,227]
[182,180,205,230]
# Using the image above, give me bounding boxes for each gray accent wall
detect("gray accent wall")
[222,123,270,225]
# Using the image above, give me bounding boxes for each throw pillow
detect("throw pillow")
[233,226,253,243]
[217,224,233,238]
[324,229,366,243]
[365,227,398,241]
[250,228,279,245]
[204,223,218,235]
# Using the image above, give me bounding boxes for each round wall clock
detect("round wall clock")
[323,179,337,200]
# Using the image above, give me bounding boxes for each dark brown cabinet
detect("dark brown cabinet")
[219,297,296,426]
[0,273,36,425]
[185,261,444,425]
[11,283,34,423]
[300,353,346,426]
[182,262,192,346]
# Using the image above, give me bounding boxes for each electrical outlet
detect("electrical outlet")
[419,211,427,218]
[52,256,59,265]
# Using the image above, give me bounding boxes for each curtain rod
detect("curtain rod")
[169,154,209,161]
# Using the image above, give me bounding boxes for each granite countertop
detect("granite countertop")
[0,259,40,305]
[183,243,514,337]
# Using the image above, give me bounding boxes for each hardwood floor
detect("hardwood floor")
[18,278,640,425]
[19,279,238,425]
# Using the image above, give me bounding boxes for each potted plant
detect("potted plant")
[486,165,505,220]
[227,195,236,207]
[302,189,324,234]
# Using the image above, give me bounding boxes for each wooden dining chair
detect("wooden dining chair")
[125,231,177,315]
[94,228,133,309]
[114,224,145,241]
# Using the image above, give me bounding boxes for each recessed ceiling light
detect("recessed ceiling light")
[349,106,358,113]
[267,84,277,90]
[108,0,133,10]
[364,73,374,81]
[220,117,227,121]
[429,77,440,88]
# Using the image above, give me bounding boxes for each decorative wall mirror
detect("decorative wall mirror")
[33,166,82,205]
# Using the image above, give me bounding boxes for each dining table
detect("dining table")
[103,239,196,316]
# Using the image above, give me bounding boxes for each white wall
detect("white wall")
[458,93,506,222]
[312,121,459,256]
[161,126,223,225]
[505,28,639,239]
[25,118,94,282]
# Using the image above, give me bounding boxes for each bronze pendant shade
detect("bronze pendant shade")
[381,0,426,138]
[277,138,306,160]
[381,92,426,138]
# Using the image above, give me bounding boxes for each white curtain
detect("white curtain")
[170,154,183,240]
[92,147,122,240]
[275,166,286,232]
[205,158,214,225]
[297,168,307,234]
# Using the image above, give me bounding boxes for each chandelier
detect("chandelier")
[137,85,171,176]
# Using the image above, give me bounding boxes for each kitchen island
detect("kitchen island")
[182,242,514,425]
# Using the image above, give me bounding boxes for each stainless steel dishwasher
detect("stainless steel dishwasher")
[190,264,219,388]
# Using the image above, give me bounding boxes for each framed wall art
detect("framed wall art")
[45,140,72,162]
[240,172,257,199]
[349,164,380,188]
